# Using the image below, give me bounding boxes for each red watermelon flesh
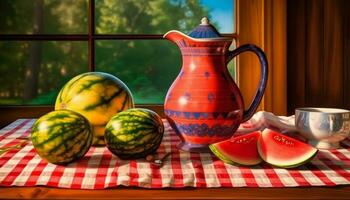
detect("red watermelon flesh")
[209,131,262,166]
[258,129,318,168]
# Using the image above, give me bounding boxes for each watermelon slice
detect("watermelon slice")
[209,131,262,166]
[258,129,318,168]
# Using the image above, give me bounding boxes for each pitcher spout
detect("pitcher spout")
[163,30,192,46]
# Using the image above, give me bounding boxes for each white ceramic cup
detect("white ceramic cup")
[295,107,350,149]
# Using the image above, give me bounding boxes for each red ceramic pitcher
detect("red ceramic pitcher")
[163,17,268,152]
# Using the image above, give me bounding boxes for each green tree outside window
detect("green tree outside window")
[0,0,234,105]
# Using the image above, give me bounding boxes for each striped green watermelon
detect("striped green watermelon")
[104,108,164,160]
[55,72,134,146]
[31,110,92,165]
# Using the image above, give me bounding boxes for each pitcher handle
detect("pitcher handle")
[227,44,268,122]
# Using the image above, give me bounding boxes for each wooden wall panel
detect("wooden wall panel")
[287,0,350,114]
[287,0,306,114]
[238,0,287,115]
[344,0,350,109]
[236,0,264,112]
[323,0,344,106]
[305,0,325,107]
[263,0,287,115]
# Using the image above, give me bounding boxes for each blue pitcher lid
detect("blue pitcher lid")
[188,17,221,38]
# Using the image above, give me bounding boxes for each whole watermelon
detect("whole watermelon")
[31,110,92,165]
[55,72,134,146]
[105,108,164,160]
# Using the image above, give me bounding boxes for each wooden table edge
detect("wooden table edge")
[0,186,350,200]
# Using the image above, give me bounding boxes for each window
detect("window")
[0,0,236,105]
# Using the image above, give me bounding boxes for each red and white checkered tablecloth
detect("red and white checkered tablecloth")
[1,118,350,189]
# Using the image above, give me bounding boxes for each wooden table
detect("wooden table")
[1,186,350,199]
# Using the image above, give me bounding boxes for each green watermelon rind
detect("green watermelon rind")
[31,110,93,165]
[110,132,163,160]
[209,145,235,165]
[257,131,318,169]
[209,144,262,166]
[209,132,263,166]
[54,72,135,146]
[104,108,164,160]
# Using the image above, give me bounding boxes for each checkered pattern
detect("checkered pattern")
[1,118,350,189]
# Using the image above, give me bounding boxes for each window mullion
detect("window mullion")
[88,0,95,72]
